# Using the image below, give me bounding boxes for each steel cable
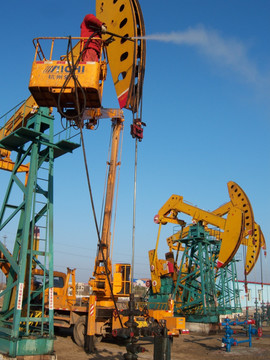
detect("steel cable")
[57,32,99,121]
[79,122,123,328]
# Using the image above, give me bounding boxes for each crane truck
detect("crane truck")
[0,0,146,356]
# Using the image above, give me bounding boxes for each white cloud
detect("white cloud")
[144,26,268,87]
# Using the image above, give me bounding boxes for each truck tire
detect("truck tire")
[73,315,86,347]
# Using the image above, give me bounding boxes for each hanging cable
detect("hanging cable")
[243,244,249,321]
[131,138,138,293]
[57,32,99,121]
[79,123,123,328]
[130,59,145,291]
[59,31,125,327]
[260,251,264,303]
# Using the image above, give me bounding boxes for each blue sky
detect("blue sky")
[0,1,269,286]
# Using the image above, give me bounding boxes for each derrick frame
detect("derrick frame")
[0,108,55,357]
[174,224,219,322]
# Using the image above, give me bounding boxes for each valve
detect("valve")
[122,293,145,359]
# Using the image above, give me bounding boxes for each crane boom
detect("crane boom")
[0,96,38,141]
[0,0,147,351]
[0,96,38,174]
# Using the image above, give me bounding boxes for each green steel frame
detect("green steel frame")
[147,223,242,323]
[173,224,241,322]
[0,108,55,356]
[0,107,80,356]
[173,224,220,322]
[215,258,242,314]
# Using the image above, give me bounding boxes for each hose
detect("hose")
[57,32,99,121]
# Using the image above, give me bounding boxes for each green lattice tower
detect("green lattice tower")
[0,107,79,356]
[173,224,221,322]
[173,224,241,322]
[215,258,242,315]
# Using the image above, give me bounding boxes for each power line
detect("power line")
[54,265,91,271]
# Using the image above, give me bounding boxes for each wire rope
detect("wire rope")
[56,29,124,327]
[130,55,144,292]
[79,123,123,328]
[260,251,264,303]
[57,32,99,121]
[131,138,138,293]
[242,244,249,320]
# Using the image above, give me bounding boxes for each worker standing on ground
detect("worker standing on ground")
[80,14,107,61]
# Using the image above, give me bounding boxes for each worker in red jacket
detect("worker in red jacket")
[80,14,107,62]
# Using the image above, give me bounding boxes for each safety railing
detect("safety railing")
[32,37,106,64]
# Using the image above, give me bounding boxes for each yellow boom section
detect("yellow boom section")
[0,97,38,140]
[0,97,39,175]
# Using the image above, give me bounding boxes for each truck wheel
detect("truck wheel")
[73,315,86,347]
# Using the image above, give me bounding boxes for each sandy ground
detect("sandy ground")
[54,326,270,360]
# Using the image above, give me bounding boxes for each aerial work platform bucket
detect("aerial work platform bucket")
[28,37,107,111]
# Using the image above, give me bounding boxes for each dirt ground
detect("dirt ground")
[54,326,270,360]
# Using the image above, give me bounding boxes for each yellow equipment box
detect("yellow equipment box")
[29,60,104,109]
[148,309,185,336]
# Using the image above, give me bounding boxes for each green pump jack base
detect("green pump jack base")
[0,354,57,360]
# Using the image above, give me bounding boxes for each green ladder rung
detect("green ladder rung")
[29,250,49,256]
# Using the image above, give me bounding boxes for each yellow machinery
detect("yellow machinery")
[0,97,40,176]
[96,0,146,111]
[164,181,266,275]
[148,181,265,320]
[0,0,146,350]
[28,38,106,111]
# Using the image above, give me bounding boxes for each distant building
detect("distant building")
[133,279,147,287]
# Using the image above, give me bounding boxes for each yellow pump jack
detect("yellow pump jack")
[164,181,266,275]
[150,181,265,295]
[146,181,265,334]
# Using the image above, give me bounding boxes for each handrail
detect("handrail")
[32,37,105,62]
